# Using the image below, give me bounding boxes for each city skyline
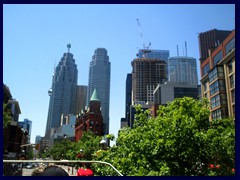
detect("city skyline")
[3,4,235,144]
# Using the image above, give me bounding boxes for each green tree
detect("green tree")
[76,131,102,160]
[92,97,235,176]
[203,118,235,175]
[48,138,73,160]
[3,103,11,128]
[46,130,102,169]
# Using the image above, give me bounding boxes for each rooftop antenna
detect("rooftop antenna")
[185,41,187,57]
[67,43,71,53]
[177,45,179,57]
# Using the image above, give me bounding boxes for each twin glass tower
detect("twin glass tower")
[87,48,111,135]
[45,44,78,137]
[45,45,110,137]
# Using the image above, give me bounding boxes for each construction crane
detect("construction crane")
[136,19,151,58]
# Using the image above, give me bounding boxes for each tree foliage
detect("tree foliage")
[45,131,102,166]
[3,103,11,128]
[92,97,235,176]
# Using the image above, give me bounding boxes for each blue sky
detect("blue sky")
[3,4,235,144]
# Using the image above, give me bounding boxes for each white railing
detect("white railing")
[3,159,123,176]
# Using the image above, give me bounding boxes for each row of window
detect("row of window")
[211,94,220,109]
[225,37,235,55]
[213,37,235,67]
[210,94,227,109]
[208,66,224,83]
[212,107,228,120]
[90,120,99,125]
[202,37,235,76]
[212,109,221,120]
[209,80,225,96]
[203,63,210,76]
[213,51,223,66]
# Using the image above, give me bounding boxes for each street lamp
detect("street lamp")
[100,137,107,150]
[79,149,83,154]
[77,149,84,159]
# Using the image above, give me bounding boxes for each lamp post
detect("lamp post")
[21,150,25,157]
[76,148,94,176]
[79,149,83,155]
[75,149,84,175]
[100,137,107,150]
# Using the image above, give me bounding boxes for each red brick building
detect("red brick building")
[199,29,235,121]
[75,89,103,141]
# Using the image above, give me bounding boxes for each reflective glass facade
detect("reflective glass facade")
[87,48,111,135]
[168,56,198,85]
[45,51,78,136]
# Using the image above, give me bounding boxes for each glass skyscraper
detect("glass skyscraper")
[45,45,78,137]
[168,56,198,85]
[87,48,111,135]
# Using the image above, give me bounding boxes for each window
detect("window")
[220,94,227,105]
[219,80,226,91]
[211,94,220,109]
[203,81,207,92]
[228,60,233,73]
[213,51,223,65]
[209,68,217,83]
[210,81,219,95]
[230,75,235,88]
[203,63,210,76]
[217,66,224,78]
[231,90,235,103]
[225,37,235,55]
[221,108,228,118]
[212,109,221,120]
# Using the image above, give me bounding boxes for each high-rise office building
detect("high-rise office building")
[153,82,199,105]
[35,135,42,144]
[45,44,78,137]
[87,48,111,135]
[131,58,167,104]
[18,118,32,143]
[125,73,132,127]
[199,29,235,121]
[168,56,198,85]
[198,29,231,61]
[76,85,88,114]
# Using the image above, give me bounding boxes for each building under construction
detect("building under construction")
[131,58,167,104]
